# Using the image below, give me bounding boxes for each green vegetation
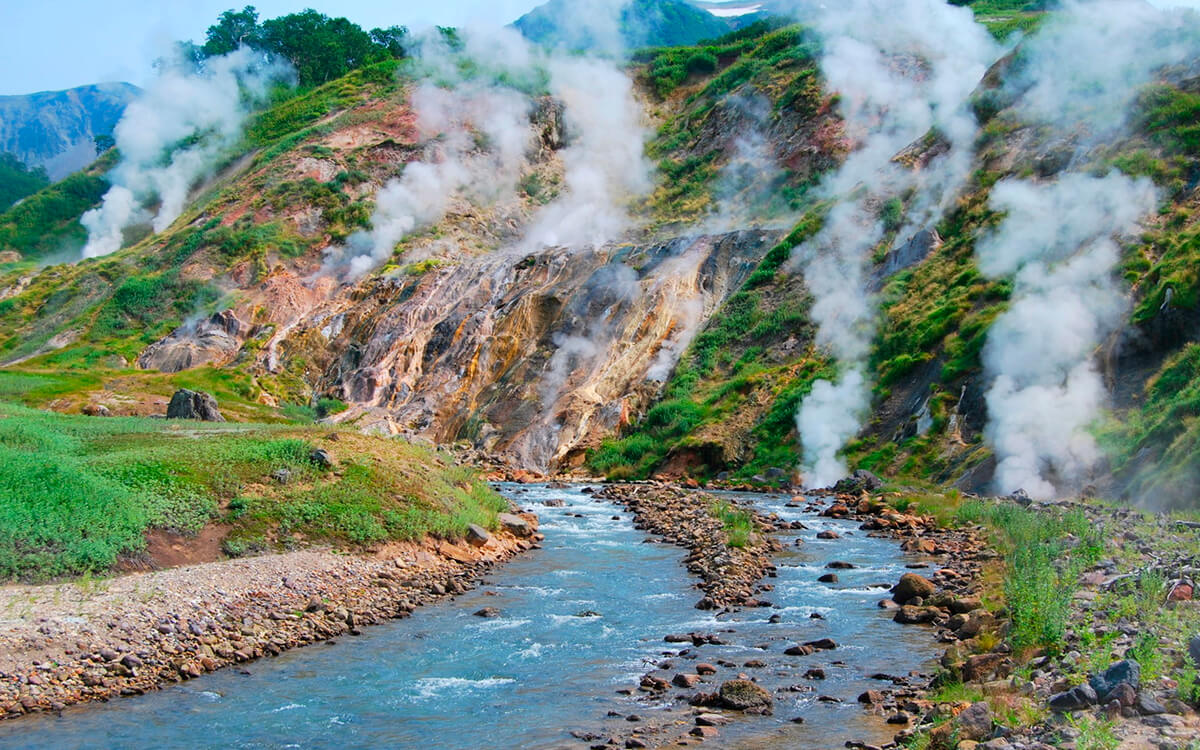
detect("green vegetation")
[956,500,1104,653]
[712,499,755,548]
[194,6,407,87]
[0,153,49,210]
[953,0,1051,39]
[0,401,504,581]
[0,152,114,260]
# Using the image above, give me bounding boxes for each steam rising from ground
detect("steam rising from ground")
[81,49,287,258]
[325,26,651,280]
[788,0,999,487]
[974,0,1199,498]
[978,175,1157,499]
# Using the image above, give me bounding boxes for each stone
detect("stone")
[695,714,730,726]
[473,607,500,618]
[1089,659,1141,697]
[1049,683,1098,712]
[690,726,719,738]
[498,513,532,538]
[956,702,993,742]
[818,573,839,583]
[785,645,815,656]
[696,664,717,675]
[309,448,335,469]
[827,561,856,569]
[465,524,491,547]
[1188,635,1200,666]
[858,690,885,704]
[803,638,837,651]
[82,404,112,417]
[894,605,939,625]
[892,573,936,604]
[673,673,702,688]
[271,468,293,484]
[1135,693,1166,716]
[962,653,1008,682]
[816,531,841,540]
[1101,682,1136,708]
[165,390,225,422]
[718,679,773,711]
[803,668,826,680]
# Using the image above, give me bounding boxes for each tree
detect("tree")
[258,10,388,87]
[93,135,116,153]
[203,6,261,58]
[369,25,409,58]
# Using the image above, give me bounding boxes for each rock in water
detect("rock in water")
[891,573,935,604]
[718,679,773,711]
[166,390,225,422]
[473,607,500,618]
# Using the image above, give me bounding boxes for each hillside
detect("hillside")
[514,0,734,51]
[0,3,1197,513]
[0,82,138,180]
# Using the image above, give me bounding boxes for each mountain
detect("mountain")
[514,0,734,51]
[0,82,139,181]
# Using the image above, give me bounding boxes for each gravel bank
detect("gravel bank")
[0,514,538,719]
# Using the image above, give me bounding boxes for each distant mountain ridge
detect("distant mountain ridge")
[0,83,139,181]
[514,0,735,51]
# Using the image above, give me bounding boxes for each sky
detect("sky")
[0,0,547,95]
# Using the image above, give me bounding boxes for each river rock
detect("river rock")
[673,673,702,688]
[465,525,491,547]
[956,702,993,741]
[891,573,935,604]
[718,679,773,711]
[827,561,856,569]
[473,607,500,618]
[804,638,837,651]
[696,663,717,675]
[695,713,730,726]
[818,573,838,583]
[894,606,940,625]
[785,644,815,656]
[498,513,532,537]
[166,390,225,421]
[816,530,841,540]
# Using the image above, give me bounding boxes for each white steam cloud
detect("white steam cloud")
[326,26,651,279]
[523,57,651,250]
[81,48,287,258]
[788,0,1000,487]
[330,80,535,280]
[978,175,1157,499]
[973,0,1199,498]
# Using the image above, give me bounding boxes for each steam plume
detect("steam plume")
[788,0,1000,487]
[81,48,287,258]
[974,0,1200,498]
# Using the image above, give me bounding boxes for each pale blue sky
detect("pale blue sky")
[0,0,546,95]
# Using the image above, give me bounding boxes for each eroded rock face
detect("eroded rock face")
[301,230,779,471]
[139,311,246,373]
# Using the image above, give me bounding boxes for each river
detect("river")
[0,484,938,749]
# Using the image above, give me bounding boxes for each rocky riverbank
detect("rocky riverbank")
[592,484,779,610]
[0,513,539,719]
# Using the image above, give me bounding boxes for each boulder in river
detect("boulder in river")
[473,607,500,618]
[166,389,225,422]
[891,572,935,604]
[718,679,773,710]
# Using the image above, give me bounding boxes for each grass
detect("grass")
[956,500,1104,653]
[712,499,755,548]
[0,401,505,581]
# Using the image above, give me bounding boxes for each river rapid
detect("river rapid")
[1,484,938,749]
